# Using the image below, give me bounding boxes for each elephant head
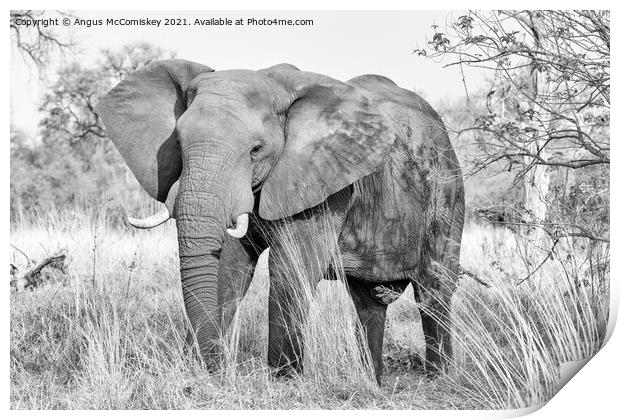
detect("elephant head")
[96,59,395,362]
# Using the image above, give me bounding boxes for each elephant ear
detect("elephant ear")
[258,70,396,220]
[95,59,213,204]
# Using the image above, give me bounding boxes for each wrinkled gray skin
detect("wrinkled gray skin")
[96,60,464,383]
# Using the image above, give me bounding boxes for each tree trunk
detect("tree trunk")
[522,11,551,242]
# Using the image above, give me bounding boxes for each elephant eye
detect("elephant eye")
[250,144,263,158]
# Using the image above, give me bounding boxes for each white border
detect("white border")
[5,2,618,418]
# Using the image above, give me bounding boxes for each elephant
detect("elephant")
[95,60,465,383]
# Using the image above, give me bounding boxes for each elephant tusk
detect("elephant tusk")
[164,180,180,217]
[226,213,249,238]
[127,208,171,229]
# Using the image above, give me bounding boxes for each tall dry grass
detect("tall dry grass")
[446,224,608,408]
[9,204,608,409]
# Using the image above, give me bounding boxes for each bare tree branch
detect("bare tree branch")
[10,10,76,75]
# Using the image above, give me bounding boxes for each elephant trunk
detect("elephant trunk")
[175,144,241,362]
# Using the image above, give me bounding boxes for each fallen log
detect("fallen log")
[10,253,66,291]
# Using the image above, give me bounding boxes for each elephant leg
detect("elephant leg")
[266,189,351,376]
[347,279,409,383]
[217,234,263,332]
[185,233,263,353]
[413,199,462,374]
[346,278,388,384]
[266,256,309,376]
[412,279,453,374]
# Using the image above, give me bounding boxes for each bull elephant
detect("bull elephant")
[96,60,464,383]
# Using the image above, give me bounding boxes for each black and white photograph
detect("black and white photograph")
[9,8,611,411]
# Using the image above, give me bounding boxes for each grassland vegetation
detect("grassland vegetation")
[10,204,607,409]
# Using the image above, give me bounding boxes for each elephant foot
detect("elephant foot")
[268,346,304,380]
[375,372,383,386]
[270,364,300,380]
[204,357,221,374]
[183,329,224,373]
[422,364,441,378]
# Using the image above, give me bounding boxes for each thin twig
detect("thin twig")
[10,243,32,265]
[515,239,559,285]
[459,267,491,288]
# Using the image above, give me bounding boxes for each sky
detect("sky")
[10,10,486,137]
